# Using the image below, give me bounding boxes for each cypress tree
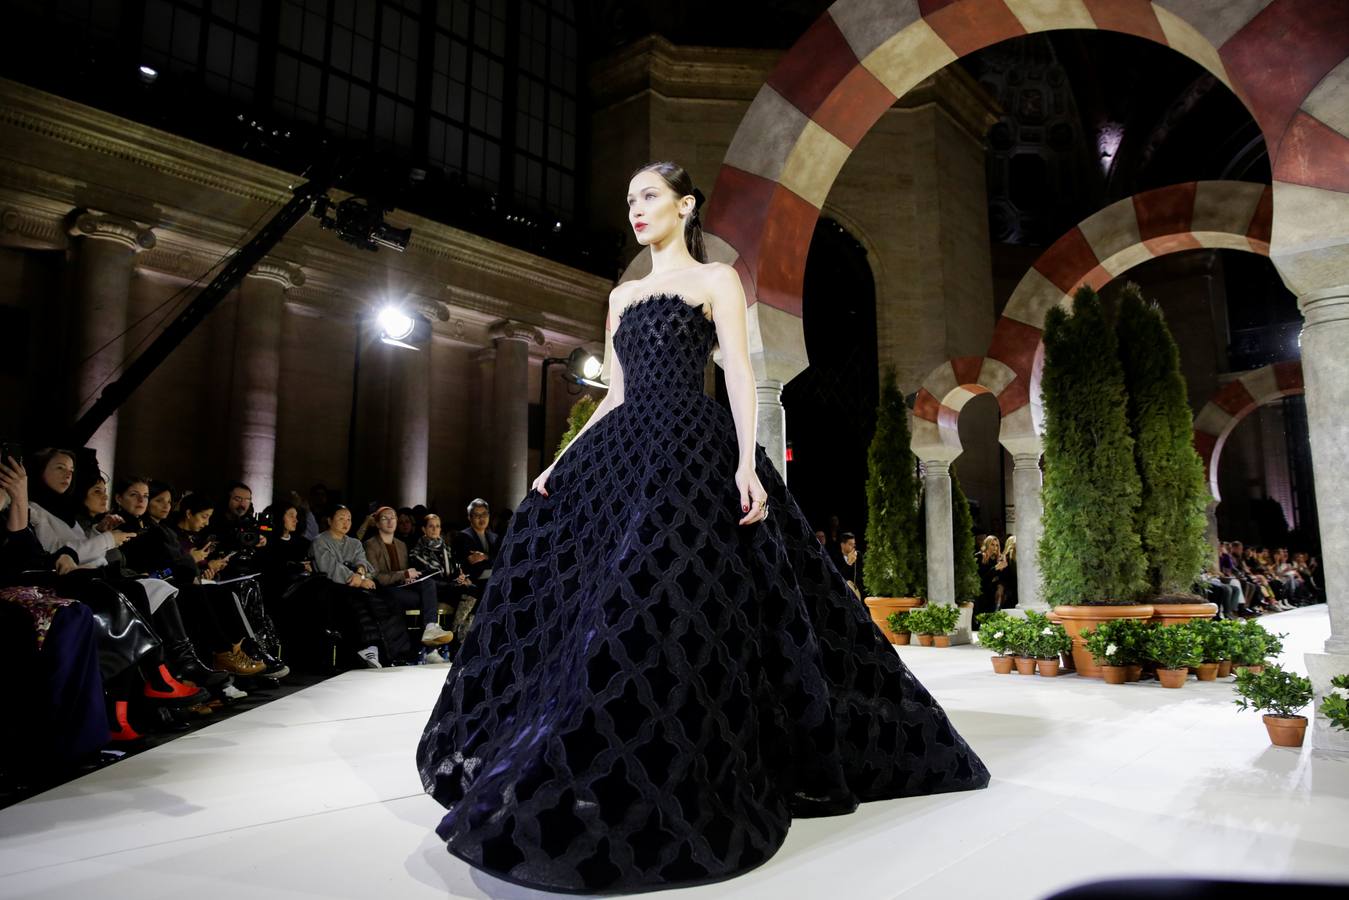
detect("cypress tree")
[1115,283,1210,596]
[554,394,600,460]
[862,369,925,598]
[952,467,980,602]
[1039,286,1147,606]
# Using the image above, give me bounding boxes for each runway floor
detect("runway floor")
[2,605,1347,899]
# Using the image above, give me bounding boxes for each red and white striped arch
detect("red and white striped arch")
[1194,360,1305,501]
[704,0,1349,316]
[910,180,1273,456]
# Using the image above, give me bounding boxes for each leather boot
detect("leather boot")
[153,598,231,689]
[108,700,142,742]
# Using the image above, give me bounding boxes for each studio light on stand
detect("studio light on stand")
[377,305,430,350]
[539,346,605,446]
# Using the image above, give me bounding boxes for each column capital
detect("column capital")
[1297,286,1349,328]
[1012,451,1043,470]
[67,209,156,251]
[920,459,951,477]
[247,258,305,290]
[473,346,498,364]
[489,319,544,345]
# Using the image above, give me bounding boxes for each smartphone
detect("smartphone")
[0,441,21,467]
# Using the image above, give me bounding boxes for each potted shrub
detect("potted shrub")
[1031,619,1072,677]
[1006,618,1038,675]
[1231,621,1275,673]
[1039,288,1151,676]
[1116,285,1214,623]
[863,369,926,641]
[1214,619,1243,677]
[1146,623,1201,688]
[1083,619,1132,684]
[978,611,1016,674]
[1321,674,1349,733]
[925,604,961,648]
[884,610,913,646]
[1186,619,1224,682]
[908,607,935,647]
[1234,664,1314,747]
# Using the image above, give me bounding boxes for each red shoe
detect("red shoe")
[109,700,142,742]
[143,664,209,704]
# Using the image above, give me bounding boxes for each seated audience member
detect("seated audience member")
[311,506,415,667]
[409,513,478,636]
[0,452,110,763]
[364,506,454,649]
[395,507,418,544]
[1000,536,1019,609]
[453,498,499,597]
[172,493,270,679]
[113,478,233,691]
[203,481,268,569]
[258,501,313,579]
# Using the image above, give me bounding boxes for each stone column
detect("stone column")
[756,379,786,481]
[922,459,955,607]
[471,347,496,509]
[66,210,156,475]
[390,333,431,508]
[1011,451,1046,611]
[1297,287,1349,751]
[226,259,303,510]
[489,321,543,513]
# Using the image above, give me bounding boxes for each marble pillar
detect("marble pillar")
[66,210,156,476]
[489,321,543,514]
[390,334,431,508]
[1297,287,1349,751]
[1011,451,1046,611]
[923,459,955,607]
[226,259,302,510]
[756,379,786,481]
[471,347,496,510]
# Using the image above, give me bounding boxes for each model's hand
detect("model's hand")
[736,465,768,526]
[531,462,557,497]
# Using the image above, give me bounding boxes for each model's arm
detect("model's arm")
[709,264,757,470]
[531,290,625,488]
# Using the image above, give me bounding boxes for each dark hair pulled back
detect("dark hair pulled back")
[631,160,706,263]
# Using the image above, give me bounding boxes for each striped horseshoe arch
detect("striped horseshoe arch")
[1193,360,1305,501]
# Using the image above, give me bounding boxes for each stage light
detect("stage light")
[138,65,159,83]
[378,306,415,342]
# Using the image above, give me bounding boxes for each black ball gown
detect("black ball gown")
[417,292,989,894]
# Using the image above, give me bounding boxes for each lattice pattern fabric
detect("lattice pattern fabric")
[417,292,989,894]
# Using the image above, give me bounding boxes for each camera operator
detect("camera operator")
[204,482,270,577]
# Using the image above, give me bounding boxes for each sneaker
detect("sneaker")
[242,640,291,679]
[421,623,455,646]
[221,683,249,701]
[356,646,382,669]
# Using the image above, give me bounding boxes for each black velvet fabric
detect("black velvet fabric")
[417,292,990,894]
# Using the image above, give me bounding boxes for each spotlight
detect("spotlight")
[138,65,159,84]
[376,305,431,350]
[313,196,412,252]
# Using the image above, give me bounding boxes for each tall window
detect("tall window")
[144,0,262,105]
[514,0,576,216]
[429,0,505,192]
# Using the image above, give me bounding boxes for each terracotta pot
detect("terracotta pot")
[1054,605,1155,678]
[893,632,911,646]
[1149,602,1219,628]
[864,596,925,645]
[1036,658,1060,678]
[1156,667,1189,689]
[1234,663,1265,675]
[1013,656,1037,676]
[1217,660,1233,678]
[1196,662,1219,682]
[1101,665,1128,684]
[1263,714,1308,748]
[916,634,934,647]
[1125,664,1143,682]
[991,655,1014,675]
[1249,664,1265,674]
[933,635,952,648]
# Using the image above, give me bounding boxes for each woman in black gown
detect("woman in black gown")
[417,161,990,894]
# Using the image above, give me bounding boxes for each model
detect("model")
[417,160,990,894]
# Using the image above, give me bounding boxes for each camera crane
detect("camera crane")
[66,163,411,450]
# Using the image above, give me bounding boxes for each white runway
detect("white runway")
[2,605,1347,899]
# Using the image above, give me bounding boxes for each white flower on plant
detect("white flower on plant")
[1042,626,1054,635]
[993,631,1004,640]
[1106,643,1118,657]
